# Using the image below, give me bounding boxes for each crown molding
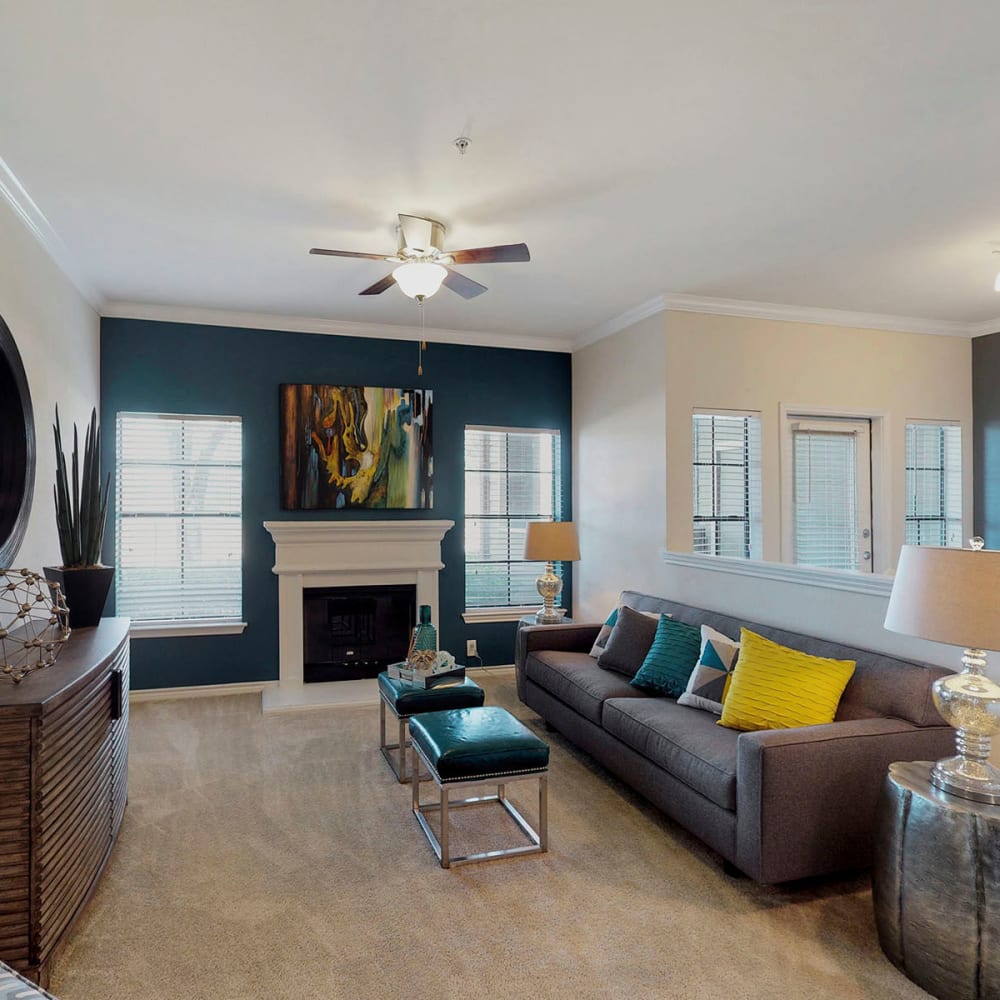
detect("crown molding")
[660,293,976,337]
[968,316,1000,338]
[574,291,997,349]
[100,300,575,353]
[0,155,102,310]
[572,295,667,349]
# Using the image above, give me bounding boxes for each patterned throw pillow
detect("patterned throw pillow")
[589,606,620,658]
[677,625,741,714]
[718,628,856,732]
[596,606,661,678]
[630,616,703,697]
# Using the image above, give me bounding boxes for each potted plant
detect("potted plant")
[44,407,113,628]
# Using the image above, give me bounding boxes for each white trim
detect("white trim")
[463,606,541,624]
[0,154,102,309]
[660,293,974,338]
[130,680,277,702]
[573,295,667,349]
[101,300,575,354]
[968,317,1000,338]
[660,549,894,597]
[573,291,991,351]
[130,620,248,639]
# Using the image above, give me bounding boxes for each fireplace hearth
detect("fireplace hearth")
[303,584,415,682]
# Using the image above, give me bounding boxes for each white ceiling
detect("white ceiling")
[4,1,1000,345]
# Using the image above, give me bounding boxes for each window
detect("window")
[464,427,561,611]
[789,417,872,572]
[115,413,243,629]
[905,422,962,547]
[692,411,761,559]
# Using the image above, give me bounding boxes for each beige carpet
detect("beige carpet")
[51,669,930,1000]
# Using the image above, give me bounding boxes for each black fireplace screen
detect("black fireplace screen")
[302,584,416,682]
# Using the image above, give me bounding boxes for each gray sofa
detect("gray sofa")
[515,591,956,884]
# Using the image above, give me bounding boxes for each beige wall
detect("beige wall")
[664,311,973,573]
[572,307,978,677]
[0,197,99,571]
[572,313,666,619]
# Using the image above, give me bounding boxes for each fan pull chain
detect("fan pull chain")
[418,299,426,376]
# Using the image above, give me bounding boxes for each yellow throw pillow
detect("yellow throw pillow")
[718,628,856,732]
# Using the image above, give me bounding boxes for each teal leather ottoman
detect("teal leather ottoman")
[408,706,549,868]
[377,672,485,782]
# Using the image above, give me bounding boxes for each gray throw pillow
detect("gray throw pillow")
[597,606,660,678]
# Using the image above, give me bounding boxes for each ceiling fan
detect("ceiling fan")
[309,214,530,301]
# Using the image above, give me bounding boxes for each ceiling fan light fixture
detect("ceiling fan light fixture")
[392,261,447,300]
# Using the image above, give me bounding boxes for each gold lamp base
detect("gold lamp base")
[534,561,567,624]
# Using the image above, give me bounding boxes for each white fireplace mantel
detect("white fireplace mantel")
[262,519,455,712]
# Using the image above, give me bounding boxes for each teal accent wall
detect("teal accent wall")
[100,317,572,689]
[973,330,1000,547]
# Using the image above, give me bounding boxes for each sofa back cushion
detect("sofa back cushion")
[615,591,951,727]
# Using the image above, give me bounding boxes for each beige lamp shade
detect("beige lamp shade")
[884,545,1000,651]
[524,521,581,562]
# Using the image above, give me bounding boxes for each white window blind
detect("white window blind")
[115,413,243,625]
[791,421,869,571]
[465,427,561,609]
[905,422,962,547]
[692,412,762,559]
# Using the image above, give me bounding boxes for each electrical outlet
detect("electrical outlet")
[466,639,478,658]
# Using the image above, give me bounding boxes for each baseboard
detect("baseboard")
[130,668,513,705]
[130,680,279,703]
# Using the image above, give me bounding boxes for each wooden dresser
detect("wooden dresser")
[0,618,129,987]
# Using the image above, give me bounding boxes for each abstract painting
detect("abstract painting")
[280,384,433,509]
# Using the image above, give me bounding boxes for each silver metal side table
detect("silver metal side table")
[872,760,1000,1000]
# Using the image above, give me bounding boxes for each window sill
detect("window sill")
[462,606,541,625]
[660,550,894,597]
[129,620,248,639]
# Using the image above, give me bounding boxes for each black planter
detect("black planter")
[43,565,114,629]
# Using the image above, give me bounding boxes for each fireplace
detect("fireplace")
[262,519,454,711]
[303,584,415,682]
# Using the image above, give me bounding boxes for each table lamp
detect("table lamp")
[524,521,580,624]
[884,538,1000,804]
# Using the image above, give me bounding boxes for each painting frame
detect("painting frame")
[280,383,433,510]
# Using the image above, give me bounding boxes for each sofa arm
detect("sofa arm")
[514,622,601,702]
[735,718,955,883]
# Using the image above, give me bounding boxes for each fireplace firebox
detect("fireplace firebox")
[303,584,416,682]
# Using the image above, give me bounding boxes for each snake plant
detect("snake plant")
[53,407,111,567]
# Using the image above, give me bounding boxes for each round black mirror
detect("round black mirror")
[0,316,35,567]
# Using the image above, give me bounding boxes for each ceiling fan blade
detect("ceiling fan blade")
[359,273,397,296]
[443,268,488,299]
[448,243,530,265]
[310,247,391,261]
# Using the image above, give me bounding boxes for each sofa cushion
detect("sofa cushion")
[677,624,740,714]
[526,650,647,725]
[630,616,702,697]
[598,606,660,678]
[719,629,856,732]
[588,606,619,658]
[614,591,950,727]
[603,697,740,811]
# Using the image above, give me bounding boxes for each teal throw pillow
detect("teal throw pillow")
[630,616,702,697]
